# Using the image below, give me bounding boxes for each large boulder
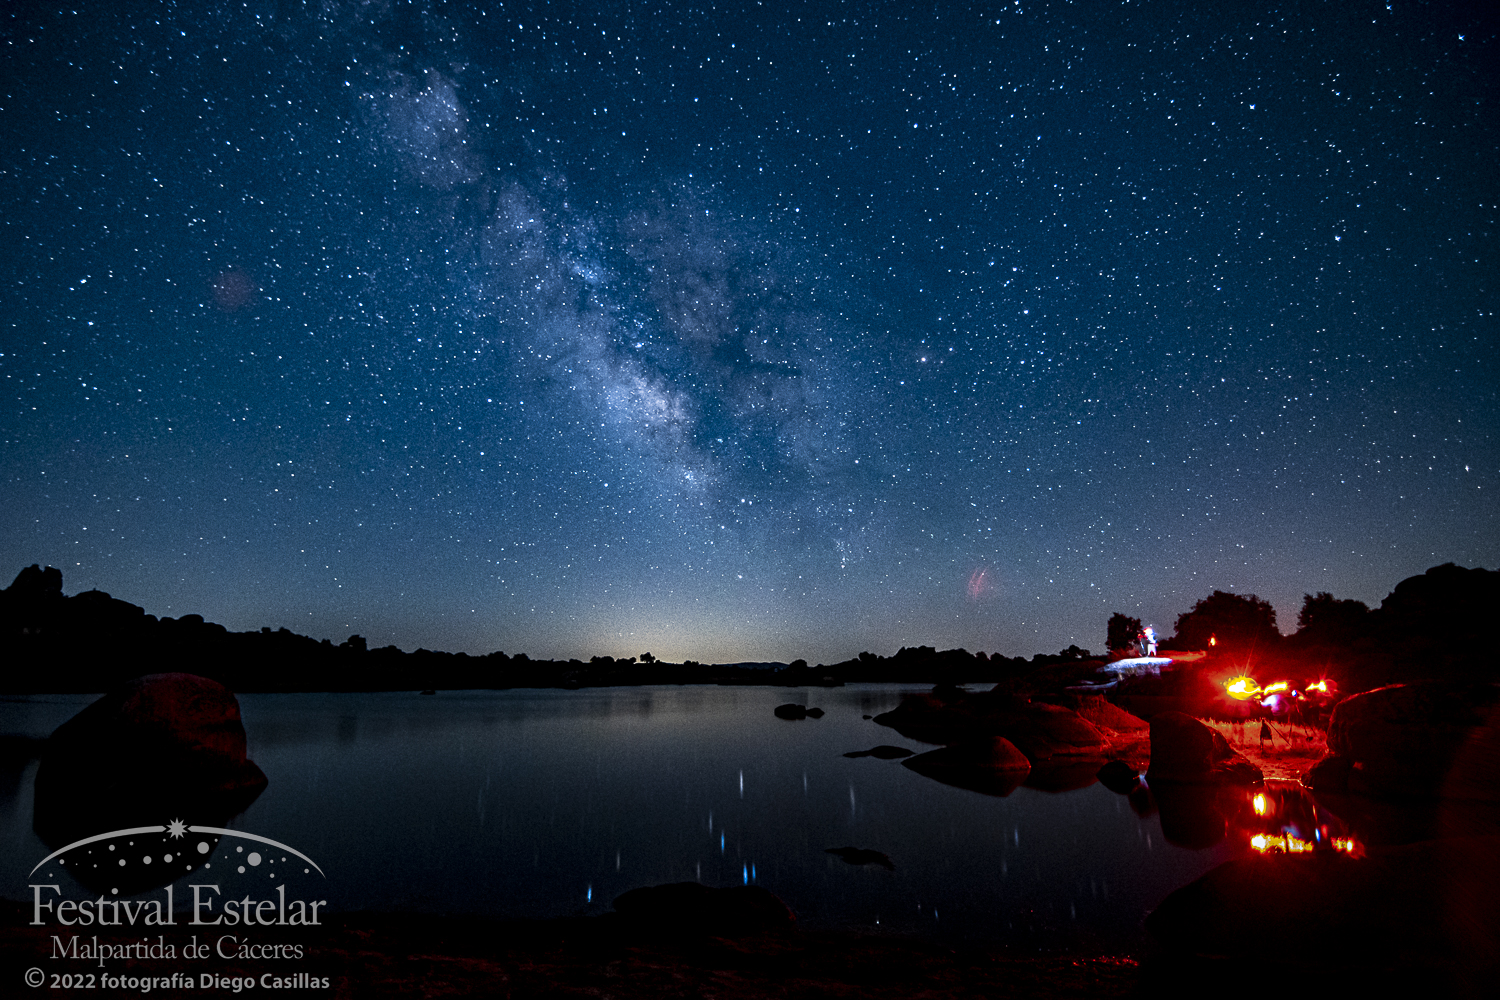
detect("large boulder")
[1307,680,1500,799]
[1147,712,1262,785]
[611,883,795,937]
[33,673,268,850]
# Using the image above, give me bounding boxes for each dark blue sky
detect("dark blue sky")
[2,1,1495,663]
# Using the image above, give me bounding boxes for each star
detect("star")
[167,819,188,839]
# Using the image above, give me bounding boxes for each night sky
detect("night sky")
[2,2,1495,665]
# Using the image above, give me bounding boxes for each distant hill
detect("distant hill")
[0,566,1033,693]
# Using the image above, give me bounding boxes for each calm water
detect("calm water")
[1,685,1239,949]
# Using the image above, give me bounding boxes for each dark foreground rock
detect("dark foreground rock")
[1147,835,1500,998]
[1304,680,1500,800]
[774,703,824,720]
[32,673,267,861]
[0,899,1141,999]
[1146,711,1262,785]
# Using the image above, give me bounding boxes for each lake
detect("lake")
[1,685,1241,950]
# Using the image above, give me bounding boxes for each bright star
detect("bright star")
[167,819,188,839]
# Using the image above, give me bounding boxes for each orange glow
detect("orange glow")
[1249,833,1316,854]
[1252,793,1267,816]
[1225,676,1261,700]
[1262,681,1290,695]
[1210,635,1217,646]
[1307,680,1329,693]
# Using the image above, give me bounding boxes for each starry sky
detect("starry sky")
[2,1,1495,665]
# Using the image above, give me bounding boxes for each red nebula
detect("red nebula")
[967,568,993,600]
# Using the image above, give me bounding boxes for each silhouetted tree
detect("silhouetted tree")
[1173,590,1279,652]
[1293,592,1370,646]
[640,651,656,663]
[1106,613,1142,652]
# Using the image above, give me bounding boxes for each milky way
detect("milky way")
[1,2,1495,663]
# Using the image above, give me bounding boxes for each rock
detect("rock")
[1096,759,1139,794]
[1324,680,1500,800]
[804,707,824,719]
[876,692,1111,762]
[1151,783,1227,849]
[611,883,795,936]
[872,692,975,744]
[902,736,1031,797]
[1023,760,1101,793]
[1147,836,1500,993]
[844,745,915,759]
[33,673,268,858]
[825,847,895,870]
[1147,711,1262,785]
[7,563,63,598]
[1303,751,1353,793]
[994,700,1110,761]
[774,703,808,720]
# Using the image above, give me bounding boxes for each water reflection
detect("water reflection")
[0,686,1265,948]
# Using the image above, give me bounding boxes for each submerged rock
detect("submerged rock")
[825,846,895,870]
[1146,711,1262,785]
[843,745,915,759]
[611,883,795,936]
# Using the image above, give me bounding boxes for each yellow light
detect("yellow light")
[1253,793,1267,815]
[1250,834,1269,850]
[1263,681,1289,695]
[1307,680,1328,693]
[1225,676,1262,700]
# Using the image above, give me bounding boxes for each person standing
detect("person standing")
[1144,625,1157,656]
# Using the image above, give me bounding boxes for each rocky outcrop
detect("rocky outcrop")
[611,883,795,936]
[774,703,824,720]
[1303,680,1500,800]
[875,690,1112,762]
[33,673,268,853]
[902,736,1031,796]
[1146,712,1262,785]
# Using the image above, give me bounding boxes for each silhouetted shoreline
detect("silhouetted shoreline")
[2,562,1495,694]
